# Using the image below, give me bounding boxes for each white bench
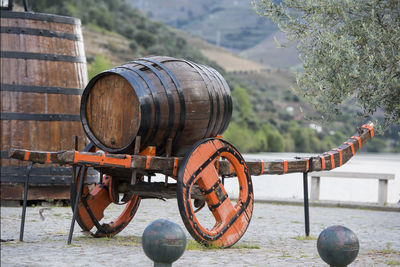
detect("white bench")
[310,171,395,205]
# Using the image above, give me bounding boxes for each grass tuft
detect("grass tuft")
[372,243,400,256]
[386,259,400,266]
[292,235,317,241]
[232,243,261,249]
[73,235,141,247]
[280,251,291,258]
[186,240,219,250]
[185,240,260,250]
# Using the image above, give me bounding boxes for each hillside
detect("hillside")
[184,35,268,72]
[239,31,301,69]
[83,26,131,67]
[130,0,278,51]
[129,0,301,70]
[82,24,267,74]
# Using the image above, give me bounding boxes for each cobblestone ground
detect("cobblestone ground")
[1,200,399,266]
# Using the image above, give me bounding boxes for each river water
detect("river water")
[238,152,400,204]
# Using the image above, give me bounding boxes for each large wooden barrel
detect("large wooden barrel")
[0,11,92,200]
[81,56,232,156]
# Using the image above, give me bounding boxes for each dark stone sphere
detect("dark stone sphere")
[142,219,186,265]
[317,225,359,267]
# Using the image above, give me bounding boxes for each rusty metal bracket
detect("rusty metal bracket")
[209,186,228,212]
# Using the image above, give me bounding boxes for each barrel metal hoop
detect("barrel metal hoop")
[0,10,81,25]
[1,84,83,95]
[119,65,160,145]
[80,73,105,152]
[1,26,83,41]
[114,67,152,142]
[80,68,151,153]
[1,113,80,121]
[183,60,215,139]
[206,67,229,135]
[196,64,221,137]
[1,51,86,63]
[129,60,175,154]
[208,68,232,134]
[139,58,186,148]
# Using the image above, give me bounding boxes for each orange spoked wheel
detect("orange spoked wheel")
[70,143,141,237]
[177,138,254,248]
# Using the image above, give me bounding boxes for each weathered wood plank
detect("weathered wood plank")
[118,182,203,200]
[0,184,70,200]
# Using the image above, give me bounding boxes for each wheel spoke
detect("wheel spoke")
[197,164,235,224]
[77,180,112,230]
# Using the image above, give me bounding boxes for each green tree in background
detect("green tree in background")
[224,85,285,152]
[231,85,255,123]
[254,0,400,128]
[88,55,111,80]
[263,125,285,152]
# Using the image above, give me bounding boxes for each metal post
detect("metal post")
[68,167,85,244]
[20,162,33,242]
[165,138,172,187]
[131,136,141,185]
[23,0,29,11]
[72,135,78,184]
[303,172,310,236]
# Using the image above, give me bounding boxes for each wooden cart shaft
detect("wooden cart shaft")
[9,123,374,178]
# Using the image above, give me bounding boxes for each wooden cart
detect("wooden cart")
[8,56,375,248]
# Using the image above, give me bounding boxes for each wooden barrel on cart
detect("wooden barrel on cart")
[0,10,94,201]
[81,56,232,156]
